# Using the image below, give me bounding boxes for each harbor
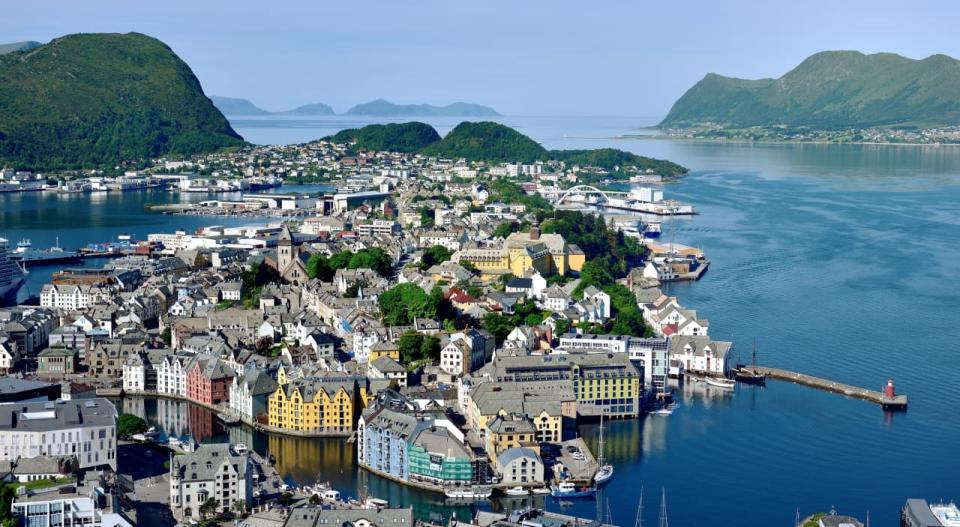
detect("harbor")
[745,367,908,409]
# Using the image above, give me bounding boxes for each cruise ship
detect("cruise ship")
[0,238,27,305]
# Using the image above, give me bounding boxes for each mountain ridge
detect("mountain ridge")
[661,50,960,129]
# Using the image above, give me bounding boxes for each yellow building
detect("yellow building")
[468,381,571,444]
[484,413,540,469]
[267,377,360,433]
[368,342,400,362]
[455,223,584,281]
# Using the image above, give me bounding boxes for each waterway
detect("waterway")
[5,115,960,526]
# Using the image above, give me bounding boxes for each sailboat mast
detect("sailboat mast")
[598,412,605,466]
[634,487,644,527]
[658,488,668,527]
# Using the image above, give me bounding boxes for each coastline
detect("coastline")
[613,134,960,147]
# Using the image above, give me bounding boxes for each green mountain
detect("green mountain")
[346,98,499,117]
[326,122,441,153]
[420,121,547,163]
[661,51,960,129]
[0,32,244,170]
[550,148,687,177]
[0,41,41,55]
[210,96,271,115]
[280,103,335,116]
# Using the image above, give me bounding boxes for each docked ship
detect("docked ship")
[10,238,82,266]
[0,238,27,305]
[605,187,696,215]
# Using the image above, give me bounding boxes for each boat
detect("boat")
[593,413,614,486]
[531,487,551,495]
[653,402,679,416]
[505,486,530,496]
[0,238,27,306]
[550,481,596,498]
[644,221,662,238]
[232,443,248,455]
[10,238,82,266]
[363,497,389,509]
[217,412,241,425]
[735,339,767,385]
[443,485,493,500]
[704,376,736,389]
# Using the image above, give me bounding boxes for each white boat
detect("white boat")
[232,443,248,455]
[704,376,736,389]
[594,413,614,485]
[0,238,26,305]
[505,486,530,496]
[443,485,493,500]
[531,487,551,495]
[364,497,389,509]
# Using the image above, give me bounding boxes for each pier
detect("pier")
[747,366,908,409]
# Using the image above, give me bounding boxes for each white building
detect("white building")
[358,220,399,237]
[0,399,118,471]
[40,284,114,311]
[12,486,133,527]
[668,335,731,376]
[169,444,252,521]
[156,354,189,397]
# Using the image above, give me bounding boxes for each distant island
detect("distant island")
[345,99,499,117]
[0,33,244,170]
[660,51,960,144]
[324,121,687,176]
[210,96,335,116]
[0,41,41,55]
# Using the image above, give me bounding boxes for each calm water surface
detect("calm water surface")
[7,116,960,526]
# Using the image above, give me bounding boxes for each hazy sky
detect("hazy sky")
[3,1,957,116]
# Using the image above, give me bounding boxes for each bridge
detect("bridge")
[554,185,628,206]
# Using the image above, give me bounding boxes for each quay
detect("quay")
[747,366,908,410]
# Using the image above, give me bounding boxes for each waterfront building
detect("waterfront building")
[185,354,235,406]
[486,353,642,418]
[466,381,572,442]
[407,422,474,486]
[228,368,278,423]
[497,447,544,485]
[357,407,419,482]
[267,377,359,433]
[484,413,539,470]
[0,398,117,470]
[156,353,191,397]
[169,443,252,521]
[40,283,115,311]
[558,333,670,396]
[668,335,732,376]
[901,498,960,527]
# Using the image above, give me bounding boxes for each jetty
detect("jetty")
[747,366,908,410]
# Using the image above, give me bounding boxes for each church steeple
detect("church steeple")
[278,224,294,270]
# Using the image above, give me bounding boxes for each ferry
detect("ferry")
[605,187,696,216]
[0,238,27,305]
[550,481,596,498]
[10,238,82,265]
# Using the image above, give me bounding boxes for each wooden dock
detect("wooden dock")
[747,366,908,410]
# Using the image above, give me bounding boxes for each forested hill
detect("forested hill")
[0,32,244,170]
[661,50,960,129]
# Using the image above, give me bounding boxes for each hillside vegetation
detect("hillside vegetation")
[661,51,960,129]
[326,122,441,153]
[0,32,244,170]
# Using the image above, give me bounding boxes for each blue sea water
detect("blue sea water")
[7,116,960,526]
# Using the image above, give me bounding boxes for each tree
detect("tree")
[199,497,219,520]
[379,283,438,326]
[160,327,171,346]
[493,221,518,239]
[117,413,147,439]
[420,245,453,270]
[419,206,435,228]
[482,313,513,345]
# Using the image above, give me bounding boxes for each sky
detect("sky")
[3,1,958,117]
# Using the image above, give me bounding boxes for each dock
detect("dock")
[748,366,908,410]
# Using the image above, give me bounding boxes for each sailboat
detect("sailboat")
[593,413,614,485]
[735,338,767,384]
[658,488,668,527]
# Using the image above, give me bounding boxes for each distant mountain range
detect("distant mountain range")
[661,50,960,129]
[0,33,243,170]
[212,96,499,117]
[345,99,499,117]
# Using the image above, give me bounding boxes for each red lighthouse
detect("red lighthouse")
[884,378,896,398]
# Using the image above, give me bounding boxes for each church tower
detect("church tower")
[277,224,294,271]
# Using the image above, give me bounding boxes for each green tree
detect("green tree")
[117,413,147,439]
[420,245,453,270]
[160,327,171,346]
[482,313,514,345]
[199,497,219,520]
[554,318,572,336]
[379,283,438,326]
[493,221,518,239]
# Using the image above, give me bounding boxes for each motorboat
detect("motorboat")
[704,376,736,389]
[443,486,493,500]
[551,481,596,498]
[505,486,530,496]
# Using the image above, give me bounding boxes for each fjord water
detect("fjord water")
[8,116,960,526]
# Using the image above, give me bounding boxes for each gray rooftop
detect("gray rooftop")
[0,398,117,432]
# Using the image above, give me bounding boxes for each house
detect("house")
[302,331,336,361]
[484,413,539,470]
[169,444,252,521]
[0,338,19,374]
[497,447,544,485]
[368,341,400,362]
[541,285,571,312]
[668,335,731,376]
[186,355,235,406]
[228,368,279,423]
[368,357,407,388]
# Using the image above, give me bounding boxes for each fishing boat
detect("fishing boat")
[735,339,767,385]
[704,376,736,389]
[504,486,530,496]
[593,413,614,485]
[550,480,596,498]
